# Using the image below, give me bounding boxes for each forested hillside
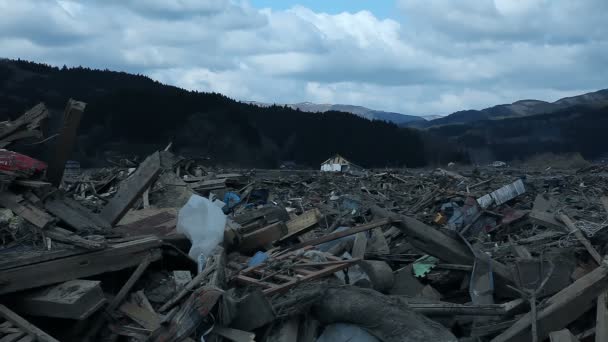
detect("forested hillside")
[0,59,464,167]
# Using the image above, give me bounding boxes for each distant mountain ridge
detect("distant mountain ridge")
[405,89,608,128]
[245,101,429,125]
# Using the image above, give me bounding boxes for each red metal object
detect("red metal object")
[0,149,47,174]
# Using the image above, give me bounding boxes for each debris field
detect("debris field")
[1,102,608,342]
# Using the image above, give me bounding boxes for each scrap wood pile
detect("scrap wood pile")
[2,105,608,341]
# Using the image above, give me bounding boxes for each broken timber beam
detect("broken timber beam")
[371,205,514,286]
[491,260,608,342]
[559,214,602,264]
[0,237,162,295]
[0,304,60,342]
[46,99,86,186]
[45,227,107,250]
[44,196,110,231]
[399,300,524,316]
[0,103,48,140]
[100,152,162,226]
[285,218,392,252]
[107,252,155,313]
[0,192,54,229]
[529,210,567,231]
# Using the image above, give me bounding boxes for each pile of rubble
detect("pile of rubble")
[1,102,608,342]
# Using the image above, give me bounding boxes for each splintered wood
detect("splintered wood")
[235,248,359,296]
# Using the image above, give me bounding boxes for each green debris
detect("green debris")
[413,255,439,278]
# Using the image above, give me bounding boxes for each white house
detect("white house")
[320,154,365,175]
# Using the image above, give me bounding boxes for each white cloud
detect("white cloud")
[0,0,606,115]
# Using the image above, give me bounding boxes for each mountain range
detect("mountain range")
[247,88,608,129]
[407,89,608,128]
[245,101,432,125]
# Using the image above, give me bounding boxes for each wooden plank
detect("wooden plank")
[158,262,217,312]
[47,99,86,186]
[601,197,608,214]
[0,238,162,295]
[597,292,608,342]
[132,291,155,314]
[491,262,608,342]
[559,214,602,264]
[13,180,51,188]
[12,280,106,320]
[352,232,368,259]
[286,218,392,252]
[279,209,321,241]
[0,129,42,145]
[403,302,516,316]
[45,227,107,250]
[107,252,155,312]
[212,327,255,342]
[142,188,150,209]
[0,193,53,229]
[529,210,567,231]
[239,222,287,251]
[0,246,87,271]
[234,274,277,289]
[100,152,162,225]
[0,305,60,342]
[44,196,109,231]
[118,302,160,330]
[0,103,48,140]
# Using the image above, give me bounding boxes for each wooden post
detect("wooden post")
[491,261,608,342]
[47,99,86,186]
[100,152,161,225]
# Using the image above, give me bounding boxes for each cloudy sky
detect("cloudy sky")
[1,0,606,116]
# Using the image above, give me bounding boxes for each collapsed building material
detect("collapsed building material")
[235,249,358,296]
[371,205,515,286]
[477,179,525,209]
[491,260,608,342]
[100,151,162,225]
[150,247,226,342]
[279,208,322,242]
[398,299,525,316]
[0,236,162,294]
[0,103,48,142]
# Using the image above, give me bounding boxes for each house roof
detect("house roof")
[321,154,364,170]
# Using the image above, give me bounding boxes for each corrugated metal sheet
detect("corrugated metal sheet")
[477,179,526,208]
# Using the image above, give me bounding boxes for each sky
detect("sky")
[0,0,606,116]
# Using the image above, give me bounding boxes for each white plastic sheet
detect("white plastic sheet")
[177,195,226,265]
